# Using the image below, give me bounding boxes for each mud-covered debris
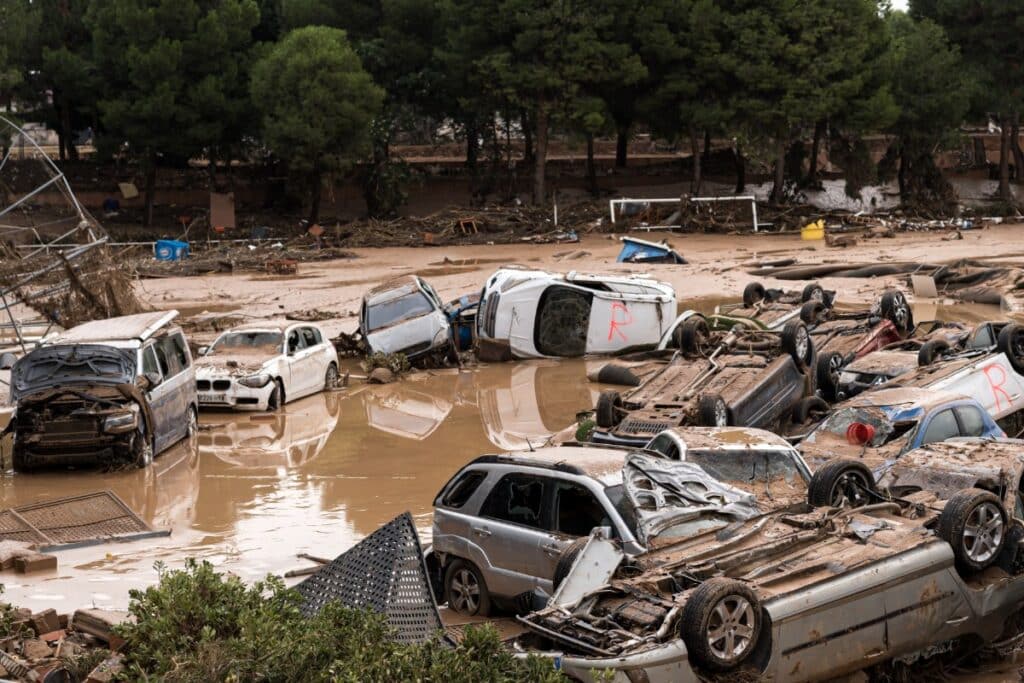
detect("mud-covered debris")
[285,308,337,322]
[368,367,396,384]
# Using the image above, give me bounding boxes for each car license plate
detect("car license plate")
[199,393,226,403]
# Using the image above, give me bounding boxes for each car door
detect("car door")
[168,331,195,436]
[292,327,325,397]
[283,327,307,398]
[545,479,621,585]
[148,338,182,454]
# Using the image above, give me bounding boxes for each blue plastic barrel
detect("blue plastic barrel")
[154,239,190,261]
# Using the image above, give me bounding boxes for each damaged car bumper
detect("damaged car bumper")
[518,640,697,683]
[196,374,275,410]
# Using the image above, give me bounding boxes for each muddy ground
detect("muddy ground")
[3,224,1024,680]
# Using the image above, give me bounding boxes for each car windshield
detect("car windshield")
[210,331,283,355]
[685,449,805,485]
[814,406,915,448]
[366,292,434,331]
[604,484,640,539]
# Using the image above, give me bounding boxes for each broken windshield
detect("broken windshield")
[685,449,805,486]
[366,292,434,331]
[210,331,283,354]
[813,406,915,448]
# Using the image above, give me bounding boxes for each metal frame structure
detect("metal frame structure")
[608,195,760,232]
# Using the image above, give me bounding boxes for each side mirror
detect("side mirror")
[197,345,209,356]
[0,352,16,371]
[144,372,163,389]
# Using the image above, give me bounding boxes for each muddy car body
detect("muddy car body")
[518,439,1024,682]
[360,275,453,360]
[475,268,676,359]
[798,386,1004,469]
[431,444,808,616]
[195,322,338,411]
[9,311,197,470]
[591,318,815,447]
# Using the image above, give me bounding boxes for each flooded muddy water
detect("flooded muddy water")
[0,360,601,613]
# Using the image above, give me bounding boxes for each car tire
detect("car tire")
[553,538,589,592]
[595,364,642,387]
[800,300,827,325]
[595,390,623,428]
[792,396,829,425]
[807,459,877,508]
[997,323,1024,375]
[324,363,340,390]
[815,351,845,402]
[917,339,950,366]
[742,282,767,307]
[678,316,712,355]
[680,577,763,673]
[12,444,34,473]
[880,289,913,333]
[697,393,731,427]
[444,559,491,617]
[268,379,284,411]
[132,431,154,469]
[938,488,1007,574]
[781,320,813,368]
[801,283,826,304]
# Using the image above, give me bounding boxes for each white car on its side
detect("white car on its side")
[360,275,454,361]
[476,268,676,359]
[195,322,339,411]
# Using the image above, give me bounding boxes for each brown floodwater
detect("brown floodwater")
[0,359,600,613]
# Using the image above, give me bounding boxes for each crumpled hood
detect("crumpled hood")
[366,312,446,355]
[623,453,761,546]
[12,344,136,401]
[195,354,271,377]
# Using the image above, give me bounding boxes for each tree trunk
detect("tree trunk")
[143,158,157,228]
[585,132,597,197]
[533,104,548,205]
[897,144,907,200]
[689,126,703,195]
[734,142,746,193]
[1011,112,1023,184]
[807,119,825,187]
[702,129,712,164]
[615,126,628,167]
[999,114,1012,201]
[309,162,322,225]
[466,119,478,171]
[207,154,218,190]
[770,139,786,205]
[522,111,534,165]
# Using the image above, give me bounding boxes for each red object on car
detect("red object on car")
[846,422,876,446]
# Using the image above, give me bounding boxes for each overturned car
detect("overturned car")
[7,311,198,470]
[516,438,1024,682]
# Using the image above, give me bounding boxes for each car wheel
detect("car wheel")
[781,320,813,368]
[595,390,623,429]
[807,459,877,507]
[742,282,766,307]
[938,488,1007,574]
[133,432,154,469]
[324,363,340,390]
[594,364,641,387]
[267,379,284,411]
[880,289,913,333]
[444,559,491,617]
[12,444,34,473]
[677,316,712,355]
[680,578,763,673]
[998,324,1024,375]
[815,351,845,402]
[917,339,950,366]
[791,396,829,425]
[552,538,589,592]
[801,283,826,304]
[800,300,827,325]
[697,393,730,427]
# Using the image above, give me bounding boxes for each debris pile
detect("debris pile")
[131,239,358,279]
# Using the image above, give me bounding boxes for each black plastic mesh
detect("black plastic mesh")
[296,511,442,645]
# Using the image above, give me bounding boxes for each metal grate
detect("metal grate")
[619,418,673,435]
[295,512,442,645]
[0,491,167,551]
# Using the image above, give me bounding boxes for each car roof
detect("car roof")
[660,426,794,451]
[892,438,1024,477]
[224,322,287,334]
[365,275,422,305]
[46,310,179,344]
[473,446,632,485]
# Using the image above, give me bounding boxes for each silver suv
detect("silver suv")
[431,446,642,616]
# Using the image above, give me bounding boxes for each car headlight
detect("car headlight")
[104,405,139,433]
[238,373,272,388]
[433,327,450,346]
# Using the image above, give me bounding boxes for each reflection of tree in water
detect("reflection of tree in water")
[536,287,592,356]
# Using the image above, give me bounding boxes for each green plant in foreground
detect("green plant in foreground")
[116,559,565,682]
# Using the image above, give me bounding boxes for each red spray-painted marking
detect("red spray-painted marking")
[983,363,1011,413]
[608,302,633,342]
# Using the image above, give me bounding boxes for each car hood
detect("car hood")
[12,344,136,401]
[195,354,273,376]
[623,453,762,546]
[365,313,445,355]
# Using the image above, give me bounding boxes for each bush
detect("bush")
[116,560,565,682]
[361,351,411,375]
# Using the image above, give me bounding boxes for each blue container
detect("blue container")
[154,239,190,261]
[617,237,686,264]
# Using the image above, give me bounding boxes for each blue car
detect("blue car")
[799,386,1004,469]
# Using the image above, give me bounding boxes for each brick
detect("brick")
[14,553,57,574]
[30,609,60,635]
[20,638,52,660]
[38,629,65,644]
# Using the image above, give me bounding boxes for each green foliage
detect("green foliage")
[575,417,596,442]
[116,559,565,682]
[362,351,411,375]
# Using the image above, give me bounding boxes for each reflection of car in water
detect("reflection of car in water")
[362,383,454,441]
[197,392,342,468]
[477,362,597,450]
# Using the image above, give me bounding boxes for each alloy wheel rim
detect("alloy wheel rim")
[797,328,809,360]
[715,402,728,426]
[828,354,843,382]
[707,595,756,661]
[963,502,1003,563]
[451,569,480,613]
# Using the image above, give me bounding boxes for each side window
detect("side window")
[480,474,547,529]
[921,410,960,445]
[955,406,987,437]
[970,325,994,349]
[142,345,161,377]
[156,336,184,377]
[647,434,680,459]
[552,480,610,537]
[171,333,190,369]
[310,327,323,345]
[440,470,487,509]
[153,340,171,377]
[301,327,318,348]
[287,330,306,354]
